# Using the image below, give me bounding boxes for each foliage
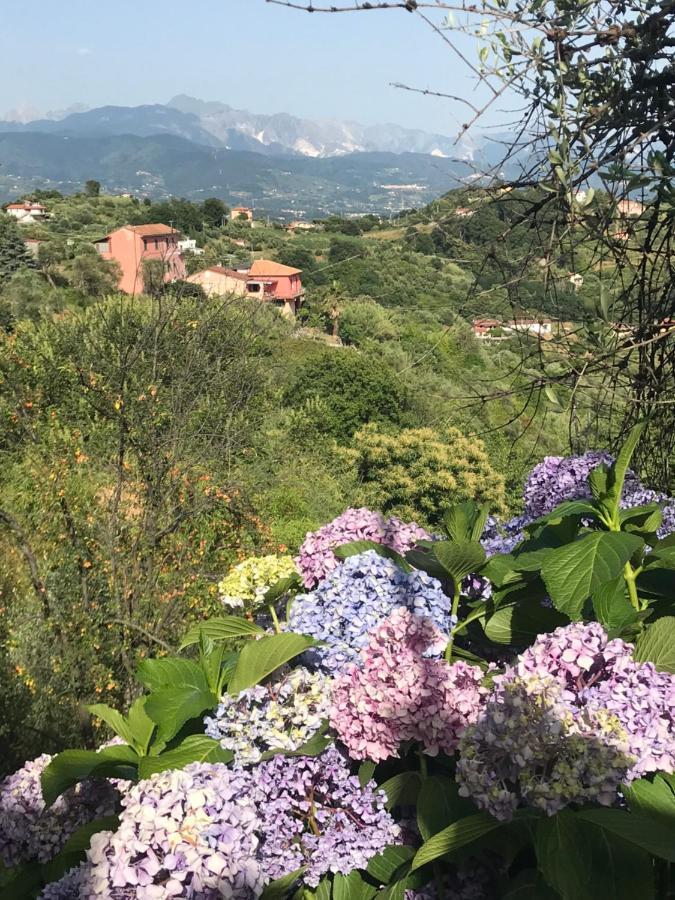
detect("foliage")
[354,424,507,526]
[0,214,34,283]
[285,350,409,441]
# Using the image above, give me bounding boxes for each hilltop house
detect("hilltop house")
[230,206,254,222]
[503,317,553,337]
[94,224,186,295]
[472,318,502,338]
[188,259,304,318]
[5,201,48,224]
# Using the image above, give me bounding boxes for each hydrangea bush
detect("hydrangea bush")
[8,429,675,900]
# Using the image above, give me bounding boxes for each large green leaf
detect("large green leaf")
[0,864,43,899]
[41,745,139,807]
[541,532,643,620]
[59,815,119,853]
[591,577,638,634]
[380,772,422,810]
[179,616,264,650]
[433,540,486,581]
[144,686,216,743]
[411,812,502,870]
[228,633,317,695]
[263,572,303,602]
[417,776,474,840]
[484,600,568,645]
[624,775,675,828]
[634,617,675,672]
[137,657,209,692]
[125,696,155,755]
[577,808,675,861]
[501,870,560,899]
[605,421,647,515]
[138,735,232,778]
[535,811,592,900]
[334,541,409,570]
[366,846,415,884]
[86,703,135,746]
[333,872,378,900]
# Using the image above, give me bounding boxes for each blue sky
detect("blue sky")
[0,0,495,136]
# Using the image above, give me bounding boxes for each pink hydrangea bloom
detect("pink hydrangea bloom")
[330,608,486,762]
[296,508,430,588]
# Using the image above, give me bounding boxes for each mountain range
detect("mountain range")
[0,97,504,218]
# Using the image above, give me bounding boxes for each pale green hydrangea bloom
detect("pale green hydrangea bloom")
[218,554,297,611]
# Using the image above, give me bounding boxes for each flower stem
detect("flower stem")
[444,583,462,661]
[268,604,281,634]
[624,562,641,611]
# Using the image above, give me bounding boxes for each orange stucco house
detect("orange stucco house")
[94,224,186,295]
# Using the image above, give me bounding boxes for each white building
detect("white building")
[5,201,48,224]
[177,238,204,256]
[503,318,553,336]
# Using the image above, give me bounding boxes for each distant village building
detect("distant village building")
[24,238,45,257]
[230,206,254,222]
[188,259,304,319]
[472,318,502,338]
[568,273,584,291]
[504,317,553,337]
[286,220,316,232]
[454,207,475,219]
[617,199,645,218]
[5,201,48,224]
[93,224,186,295]
[177,238,204,256]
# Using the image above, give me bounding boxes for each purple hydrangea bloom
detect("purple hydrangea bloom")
[622,486,675,538]
[83,763,264,899]
[250,747,399,887]
[481,514,529,558]
[458,623,675,819]
[39,865,89,900]
[523,451,619,519]
[288,551,454,673]
[0,753,119,867]
[296,508,429,588]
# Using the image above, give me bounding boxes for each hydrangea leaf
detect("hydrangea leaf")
[592,577,638,635]
[41,745,139,807]
[380,772,422,810]
[535,810,593,899]
[358,760,376,787]
[263,572,303,602]
[417,775,475,840]
[259,867,307,900]
[334,540,411,571]
[228,633,318,695]
[179,615,265,649]
[624,775,675,828]
[604,421,647,517]
[433,540,486,581]
[0,863,43,899]
[634,617,675,673]
[577,808,675,862]
[125,696,155,755]
[57,815,120,854]
[534,499,600,526]
[366,846,415,884]
[484,600,568,645]
[136,657,209,693]
[144,686,217,743]
[86,703,135,746]
[333,871,378,900]
[137,735,233,779]
[541,532,644,620]
[411,812,504,869]
[501,870,559,899]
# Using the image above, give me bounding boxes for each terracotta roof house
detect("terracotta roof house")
[5,201,48,224]
[187,267,250,298]
[94,224,186,295]
[188,259,305,318]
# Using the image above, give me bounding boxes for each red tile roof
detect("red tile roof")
[249,259,301,277]
[205,266,249,281]
[127,224,180,237]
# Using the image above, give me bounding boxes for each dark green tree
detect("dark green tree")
[84,180,101,198]
[202,198,228,228]
[285,350,408,441]
[0,215,34,283]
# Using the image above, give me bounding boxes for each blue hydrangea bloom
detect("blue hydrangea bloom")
[288,551,454,673]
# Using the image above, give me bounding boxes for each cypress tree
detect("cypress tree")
[0,214,35,283]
